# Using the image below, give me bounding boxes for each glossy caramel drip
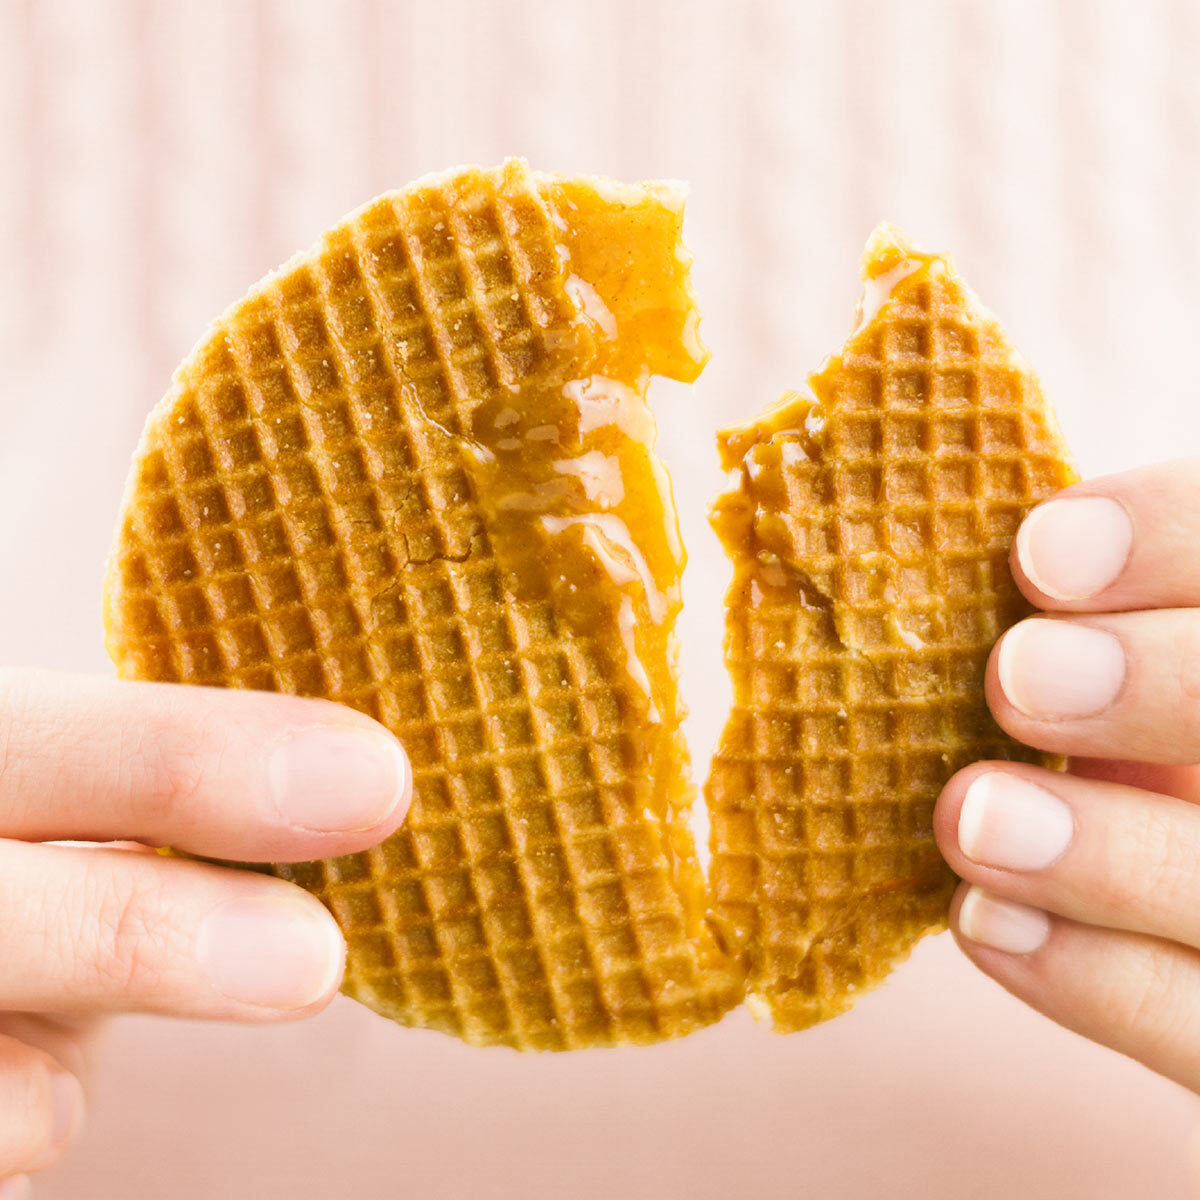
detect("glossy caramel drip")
[460,174,711,940]
[462,176,702,722]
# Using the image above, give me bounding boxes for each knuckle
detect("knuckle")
[77,865,173,996]
[1107,942,1198,1060]
[1093,803,1183,918]
[132,701,237,832]
[132,724,207,831]
[1120,944,1174,1031]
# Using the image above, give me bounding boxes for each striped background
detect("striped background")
[1,1,1198,1196]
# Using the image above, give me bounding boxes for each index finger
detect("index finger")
[1011,457,1200,613]
[0,669,410,860]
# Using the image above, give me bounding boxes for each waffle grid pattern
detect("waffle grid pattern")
[107,163,736,1048]
[707,254,1076,1031]
[774,275,1070,671]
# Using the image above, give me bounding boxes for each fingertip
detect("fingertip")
[933,784,962,860]
[266,721,411,841]
[194,888,346,1018]
[319,716,412,844]
[946,881,991,964]
[305,899,348,1011]
[946,878,971,932]
[984,627,1036,743]
[953,884,1052,957]
[933,762,996,860]
[984,629,1013,722]
[947,885,998,971]
[1010,494,1134,609]
[991,624,1024,719]
[1009,508,1055,608]
[376,731,413,834]
[1009,500,1068,610]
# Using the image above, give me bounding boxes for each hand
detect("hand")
[934,458,1200,1093]
[0,671,410,1189]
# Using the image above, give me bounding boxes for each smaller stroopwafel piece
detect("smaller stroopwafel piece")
[104,160,741,1049]
[705,224,1077,1032]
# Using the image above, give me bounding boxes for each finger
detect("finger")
[0,842,344,1019]
[0,1036,82,1177]
[1010,457,1200,612]
[0,669,410,859]
[1069,757,1200,805]
[0,1016,95,1090]
[935,761,1200,947]
[949,884,1200,1094]
[986,609,1200,763]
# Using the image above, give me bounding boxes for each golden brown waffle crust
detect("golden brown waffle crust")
[104,159,741,1050]
[705,222,1077,1033]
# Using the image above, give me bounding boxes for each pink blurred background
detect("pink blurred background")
[3,0,1200,1195]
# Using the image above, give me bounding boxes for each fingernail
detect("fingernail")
[0,1176,32,1199]
[196,896,344,1009]
[958,887,1051,954]
[268,726,409,833]
[50,1070,84,1145]
[997,620,1125,718]
[959,774,1074,870]
[1017,496,1133,601]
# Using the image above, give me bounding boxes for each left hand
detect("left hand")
[934,458,1200,1093]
